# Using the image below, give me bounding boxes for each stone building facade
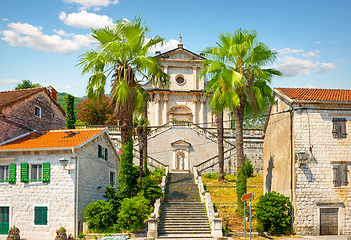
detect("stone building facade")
[0,128,119,238]
[263,87,351,236]
[0,86,66,143]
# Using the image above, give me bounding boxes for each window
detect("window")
[175,75,186,86]
[34,106,41,118]
[98,145,108,160]
[332,163,349,187]
[0,164,16,184]
[21,163,50,183]
[110,172,115,185]
[332,118,347,138]
[34,206,48,225]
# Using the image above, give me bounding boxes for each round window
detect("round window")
[176,76,185,85]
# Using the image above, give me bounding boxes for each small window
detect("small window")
[110,172,115,185]
[0,166,9,181]
[35,106,41,118]
[333,163,349,187]
[332,118,347,138]
[31,164,42,180]
[175,76,185,85]
[34,206,48,225]
[98,145,108,160]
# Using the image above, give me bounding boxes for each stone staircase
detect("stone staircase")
[158,173,211,237]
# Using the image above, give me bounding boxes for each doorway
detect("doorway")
[320,208,338,235]
[0,207,9,235]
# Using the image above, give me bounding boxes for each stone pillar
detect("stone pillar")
[154,94,160,126]
[192,95,198,124]
[200,98,205,127]
[193,66,197,90]
[185,150,189,170]
[173,150,176,170]
[211,215,223,238]
[147,214,158,238]
[163,94,168,125]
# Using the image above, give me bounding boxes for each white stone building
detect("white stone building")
[0,128,119,238]
[263,87,351,236]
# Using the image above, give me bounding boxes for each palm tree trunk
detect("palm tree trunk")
[121,116,133,145]
[138,127,144,188]
[235,96,245,173]
[217,112,224,182]
[142,105,148,175]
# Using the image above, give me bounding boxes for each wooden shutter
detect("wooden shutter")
[8,164,16,184]
[40,207,48,225]
[34,207,40,225]
[320,208,338,235]
[332,118,347,138]
[105,148,108,160]
[98,145,102,158]
[21,163,29,183]
[342,165,348,186]
[42,163,50,183]
[333,165,340,187]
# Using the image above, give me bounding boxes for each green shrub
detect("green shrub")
[254,191,292,234]
[118,137,135,198]
[103,184,122,221]
[202,172,218,179]
[242,159,254,178]
[151,167,165,184]
[84,200,115,231]
[236,167,247,216]
[117,195,151,231]
[140,174,163,205]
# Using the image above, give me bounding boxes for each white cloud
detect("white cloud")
[273,56,317,77]
[3,18,8,21]
[53,29,69,37]
[63,0,118,9]
[302,51,320,57]
[93,7,101,11]
[314,62,336,74]
[315,41,320,44]
[276,48,304,54]
[1,79,21,84]
[1,22,92,54]
[41,82,72,89]
[59,10,114,29]
[148,39,179,55]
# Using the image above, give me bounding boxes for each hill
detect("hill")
[56,92,85,118]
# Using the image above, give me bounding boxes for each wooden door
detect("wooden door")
[0,207,9,235]
[320,208,338,235]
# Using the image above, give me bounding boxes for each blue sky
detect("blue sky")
[0,0,350,97]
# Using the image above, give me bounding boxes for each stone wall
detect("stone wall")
[0,150,76,238]
[293,106,351,235]
[0,91,65,143]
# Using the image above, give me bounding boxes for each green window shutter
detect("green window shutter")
[98,145,102,158]
[105,148,108,160]
[41,207,48,225]
[8,164,16,184]
[34,207,40,225]
[42,163,50,183]
[21,163,29,183]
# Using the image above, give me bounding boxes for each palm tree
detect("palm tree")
[201,29,281,173]
[133,116,149,186]
[77,17,169,144]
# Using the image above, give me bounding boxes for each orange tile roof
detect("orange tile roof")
[0,87,47,107]
[276,88,351,102]
[0,128,105,151]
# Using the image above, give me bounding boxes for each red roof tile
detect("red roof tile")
[276,88,351,102]
[0,128,105,150]
[0,87,47,107]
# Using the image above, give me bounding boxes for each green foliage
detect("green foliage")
[103,184,122,222]
[140,173,163,205]
[60,227,66,234]
[236,167,247,216]
[150,167,165,183]
[56,92,84,120]
[77,232,85,239]
[202,172,219,179]
[15,80,41,90]
[77,95,117,125]
[255,191,292,234]
[84,200,115,231]
[117,195,151,232]
[65,94,76,129]
[242,159,254,178]
[118,137,135,198]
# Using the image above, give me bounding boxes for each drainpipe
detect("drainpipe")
[72,147,79,238]
[289,108,294,204]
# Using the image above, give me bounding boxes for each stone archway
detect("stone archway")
[171,140,191,172]
[168,105,193,122]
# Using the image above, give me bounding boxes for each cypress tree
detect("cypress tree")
[65,94,76,129]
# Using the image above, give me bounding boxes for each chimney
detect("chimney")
[47,85,57,101]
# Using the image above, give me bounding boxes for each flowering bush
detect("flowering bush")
[77,95,117,125]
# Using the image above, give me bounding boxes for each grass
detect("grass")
[202,174,264,232]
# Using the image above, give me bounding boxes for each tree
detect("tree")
[201,29,281,172]
[15,80,41,90]
[77,16,169,144]
[133,116,149,186]
[65,94,76,129]
[77,95,117,125]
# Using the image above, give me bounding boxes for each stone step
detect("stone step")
[157,233,213,239]
[161,219,209,223]
[158,230,211,234]
[160,223,210,227]
[162,210,207,214]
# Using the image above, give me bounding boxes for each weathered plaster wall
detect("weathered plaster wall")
[0,91,65,143]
